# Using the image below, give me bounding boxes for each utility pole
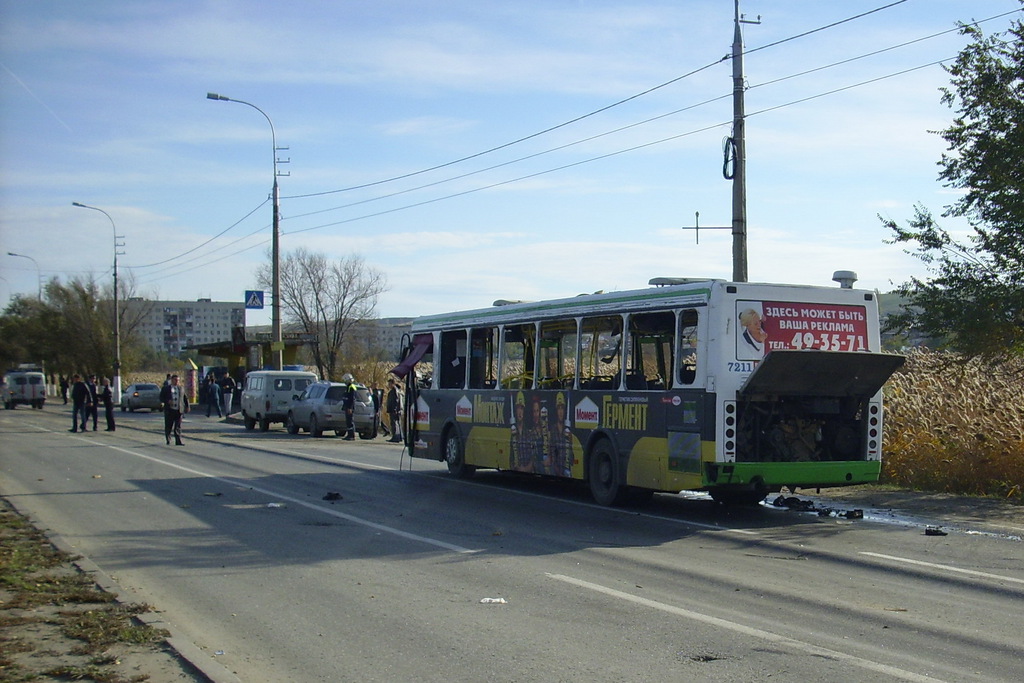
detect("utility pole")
[683,0,758,282]
[730,0,751,283]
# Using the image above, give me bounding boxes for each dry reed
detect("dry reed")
[882,349,1024,501]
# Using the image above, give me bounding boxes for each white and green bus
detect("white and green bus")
[392,275,904,505]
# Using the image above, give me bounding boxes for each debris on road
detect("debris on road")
[772,495,864,520]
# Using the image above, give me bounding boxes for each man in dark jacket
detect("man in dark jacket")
[385,378,403,443]
[69,374,90,433]
[218,374,236,416]
[205,376,222,418]
[99,377,116,431]
[86,375,100,431]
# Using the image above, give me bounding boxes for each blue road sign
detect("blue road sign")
[245,290,265,309]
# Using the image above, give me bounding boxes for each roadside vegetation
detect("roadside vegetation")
[882,349,1024,502]
[0,500,172,682]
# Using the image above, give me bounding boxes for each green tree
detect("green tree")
[882,10,1024,360]
[0,275,152,380]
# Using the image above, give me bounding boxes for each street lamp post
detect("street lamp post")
[72,203,123,404]
[6,251,41,300]
[207,92,284,371]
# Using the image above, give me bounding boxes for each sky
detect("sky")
[1,0,1021,326]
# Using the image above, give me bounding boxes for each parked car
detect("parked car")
[286,381,377,438]
[121,383,162,412]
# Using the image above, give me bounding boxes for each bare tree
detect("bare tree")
[258,249,388,379]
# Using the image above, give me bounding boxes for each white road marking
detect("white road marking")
[547,573,947,683]
[48,422,756,536]
[98,442,477,555]
[860,552,1024,585]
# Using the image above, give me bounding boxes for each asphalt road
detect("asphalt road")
[1,406,1022,682]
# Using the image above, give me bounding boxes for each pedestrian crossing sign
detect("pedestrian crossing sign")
[245,290,265,309]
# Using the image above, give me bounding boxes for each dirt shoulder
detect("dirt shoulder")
[0,497,230,683]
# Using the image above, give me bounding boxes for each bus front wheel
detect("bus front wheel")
[588,439,626,506]
[444,430,475,479]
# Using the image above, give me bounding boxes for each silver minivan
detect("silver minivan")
[240,370,317,431]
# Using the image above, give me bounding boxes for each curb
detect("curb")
[4,496,242,683]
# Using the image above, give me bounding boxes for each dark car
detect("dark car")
[121,383,162,412]
[286,381,376,438]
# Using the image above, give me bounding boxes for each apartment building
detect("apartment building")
[124,298,245,356]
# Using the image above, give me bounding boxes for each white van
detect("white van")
[240,370,317,431]
[3,366,46,410]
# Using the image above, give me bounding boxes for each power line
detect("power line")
[283,0,917,203]
[282,93,732,223]
[283,60,727,200]
[137,4,1019,284]
[744,0,910,56]
[283,10,1015,226]
[130,198,269,269]
[282,56,955,238]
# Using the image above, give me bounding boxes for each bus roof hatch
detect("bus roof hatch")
[739,350,905,399]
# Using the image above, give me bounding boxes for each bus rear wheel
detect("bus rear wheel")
[588,439,627,506]
[444,430,475,479]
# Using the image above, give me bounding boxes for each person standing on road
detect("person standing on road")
[205,376,222,418]
[368,384,381,439]
[385,377,403,443]
[69,374,90,433]
[160,374,189,445]
[341,373,357,441]
[86,375,100,431]
[99,377,116,431]
[219,374,236,416]
[60,375,69,404]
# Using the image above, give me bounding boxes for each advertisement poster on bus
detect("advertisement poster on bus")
[736,301,869,361]
[509,390,573,477]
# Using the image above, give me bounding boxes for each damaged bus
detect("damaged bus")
[392,274,905,505]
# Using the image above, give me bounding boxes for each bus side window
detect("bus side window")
[538,318,577,389]
[580,315,622,389]
[677,309,699,386]
[627,310,675,390]
[468,327,499,389]
[439,330,467,389]
[501,324,535,389]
